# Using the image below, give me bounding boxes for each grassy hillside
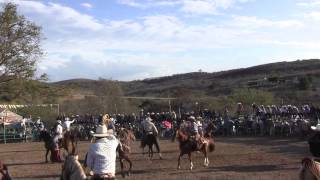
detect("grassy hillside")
[48,59,320,108]
[2,59,319,117]
[52,59,320,101]
[118,59,320,99]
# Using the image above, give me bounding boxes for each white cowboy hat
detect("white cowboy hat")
[189,116,196,121]
[311,124,320,131]
[146,117,152,121]
[93,125,113,137]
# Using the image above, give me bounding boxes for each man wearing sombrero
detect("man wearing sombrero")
[86,124,119,180]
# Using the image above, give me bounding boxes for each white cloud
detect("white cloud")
[305,11,320,21]
[81,3,93,9]
[16,1,103,31]
[1,0,319,81]
[231,16,304,28]
[117,0,179,8]
[297,0,320,7]
[117,0,251,15]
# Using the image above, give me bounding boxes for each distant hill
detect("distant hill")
[53,59,320,102]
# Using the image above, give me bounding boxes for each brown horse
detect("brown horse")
[176,129,215,170]
[117,128,136,178]
[0,161,12,180]
[63,127,80,155]
[299,157,320,180]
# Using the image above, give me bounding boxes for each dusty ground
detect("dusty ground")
[0,137,310,180]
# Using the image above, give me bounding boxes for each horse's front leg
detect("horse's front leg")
[149,145,153,160]
[151,145,154,160]
[45,149,49,163]
[177,152,183,170]
[188,153,193,170]
[119,157,125,178]
[123,155,132,176]
[203,146,209,167]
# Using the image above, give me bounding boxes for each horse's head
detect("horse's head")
[39,130,50,142]
[61,154,86,180]
[118,128,136,143]
[126,129,136,142]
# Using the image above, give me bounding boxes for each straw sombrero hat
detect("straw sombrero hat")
[93,125,113,137]
[311,123,320,132]
[145,117,152,122]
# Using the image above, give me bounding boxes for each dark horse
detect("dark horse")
[117,128,136,178]
[141,132,161,160]
[176,129,215,170]
[39,130,56,163]
[0,160,12,180]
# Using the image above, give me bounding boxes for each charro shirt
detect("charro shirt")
[142,121,158,135]
[55,124,63,138]
[63,120,74,131]
[86,136,119,176]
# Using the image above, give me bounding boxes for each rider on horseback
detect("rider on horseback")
[63,117,75,132]
[141,117,162,158]
[35,117,45,131]
[189,116,206,149]
[53,119,63,162]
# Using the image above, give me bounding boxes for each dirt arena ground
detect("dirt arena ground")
[0,137,310,180]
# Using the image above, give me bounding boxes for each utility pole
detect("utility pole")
[3,109,7,144]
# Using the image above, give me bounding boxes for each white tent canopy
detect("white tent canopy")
[0,109,23,125]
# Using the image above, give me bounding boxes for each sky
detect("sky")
[1,0,320,81]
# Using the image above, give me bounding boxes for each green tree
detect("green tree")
[298,76,311,90]
[0,3,43,84]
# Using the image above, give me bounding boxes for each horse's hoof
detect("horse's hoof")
[127,172,131,176]
[121,173,125,178]
[177,166,181,170]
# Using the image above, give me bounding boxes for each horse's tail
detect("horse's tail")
[208,141,215,152]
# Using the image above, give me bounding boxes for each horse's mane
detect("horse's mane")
[39,130,52,142]
[62,155,87,180]
[176,129,188,142]
[118,128,135,145]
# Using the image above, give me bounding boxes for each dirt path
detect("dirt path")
[0,137,310,180]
